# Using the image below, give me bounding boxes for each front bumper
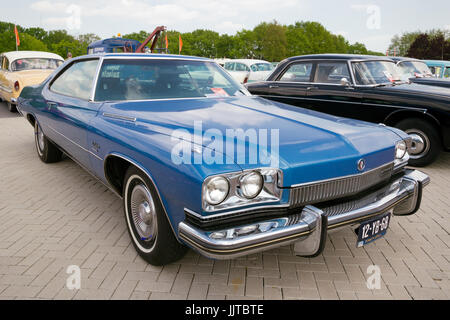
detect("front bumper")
[178,169,429,259]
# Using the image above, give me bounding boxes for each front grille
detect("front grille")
[290,162,393,207]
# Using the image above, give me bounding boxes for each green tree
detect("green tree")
[253,21,287,62]
[24,27,47,42]
[18,33,48,51]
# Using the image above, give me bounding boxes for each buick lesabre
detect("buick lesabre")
[18,53,429,265]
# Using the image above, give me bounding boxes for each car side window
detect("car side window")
[224,62,235,71]
[314,62,350,84]
[235,63,250,72]
[50,59,99,100]
[1,57,9,71]
[278,62,313,82]
[445,67,450,78]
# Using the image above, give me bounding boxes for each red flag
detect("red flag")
[179,34,183,54]
[165,34,169,49]
[14,25,20,47]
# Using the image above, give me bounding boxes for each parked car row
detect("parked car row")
[223,59,274,83]
[16,52,430,265]
[246,54,450,167]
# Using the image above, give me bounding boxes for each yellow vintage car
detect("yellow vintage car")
[0,51,64,112]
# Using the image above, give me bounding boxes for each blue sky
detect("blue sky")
[3,0,450,52]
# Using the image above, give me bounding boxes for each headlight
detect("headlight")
[204,176,229,205]
[395,140,407,159]
[239,171,263,199]
[202,168,282,212]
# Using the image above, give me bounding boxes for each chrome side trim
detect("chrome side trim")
[90,56,104,102]
[102,112,137,122]
[0,84,12,93]
[46,124,103,161]
[258,94,427,112]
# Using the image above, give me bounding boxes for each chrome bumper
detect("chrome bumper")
[178,169,429,260]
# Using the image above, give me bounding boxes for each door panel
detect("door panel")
[305,84,362,118]
[42,59,101,169]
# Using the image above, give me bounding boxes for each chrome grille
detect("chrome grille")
[290,162,394,207]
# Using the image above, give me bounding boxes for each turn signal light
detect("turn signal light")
[14,81,20,91]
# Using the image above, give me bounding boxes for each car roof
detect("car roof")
[284,53,394,62]
[227,59,271,66]
[424,60,450,66]
[74,52,212,62]
[88,38,141,47]
[1,51,64,61]
[388,56,423,63]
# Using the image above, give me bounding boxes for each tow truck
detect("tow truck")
[87,26,167,54]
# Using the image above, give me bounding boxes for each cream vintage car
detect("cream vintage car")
[0,51,64,112]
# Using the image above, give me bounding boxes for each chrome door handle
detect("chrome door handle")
[306,86,318,91]
[47,102,57,110]
[269,85,279,89]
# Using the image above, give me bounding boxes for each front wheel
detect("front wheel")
[123,166,187,265]
[34,121,63,163]
[396,118,441,167]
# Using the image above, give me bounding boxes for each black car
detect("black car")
[391,56,450,89]
[246,54,450,166]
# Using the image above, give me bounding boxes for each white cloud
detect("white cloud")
[214,21,246,35]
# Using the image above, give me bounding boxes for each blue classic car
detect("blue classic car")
[17,53,429,265]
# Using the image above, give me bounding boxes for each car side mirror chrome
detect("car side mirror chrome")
[340,77,351,86]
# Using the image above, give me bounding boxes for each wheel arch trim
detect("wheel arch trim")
[384,109,441,128]
[103,152,179,237]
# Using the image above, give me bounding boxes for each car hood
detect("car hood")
[102,96,402,186]
[411,77,450,88]
[377,82,450,98]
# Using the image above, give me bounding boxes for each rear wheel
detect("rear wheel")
[34,121,63,163]
[7,102,16,112]
[123,166,187,265]
[396,118,441,167]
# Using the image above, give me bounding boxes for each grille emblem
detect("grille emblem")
[357,159,366,171]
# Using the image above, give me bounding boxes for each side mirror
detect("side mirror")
[340,77,351,86]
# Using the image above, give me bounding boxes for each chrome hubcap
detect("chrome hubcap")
[406,130,430,159]
[130,184,157,241]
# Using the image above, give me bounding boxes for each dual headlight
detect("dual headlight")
[202,169,281,211]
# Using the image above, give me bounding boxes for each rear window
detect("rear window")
[11,58,63,71]
[94,59,245,101]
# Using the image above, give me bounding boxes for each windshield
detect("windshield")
[397,61,433,80]
[11,58,63,71]
[250,63,273,72]
[352,60,402,85]
[95,59,248,101]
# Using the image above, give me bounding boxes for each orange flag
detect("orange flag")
[179,34,183,54]
[165,34,169,49]
[14,25,20,48]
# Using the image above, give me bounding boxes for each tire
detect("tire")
[34,121,63,163]
[123,166,187,265]
[396,118,441,167]
[7,102,16,112]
